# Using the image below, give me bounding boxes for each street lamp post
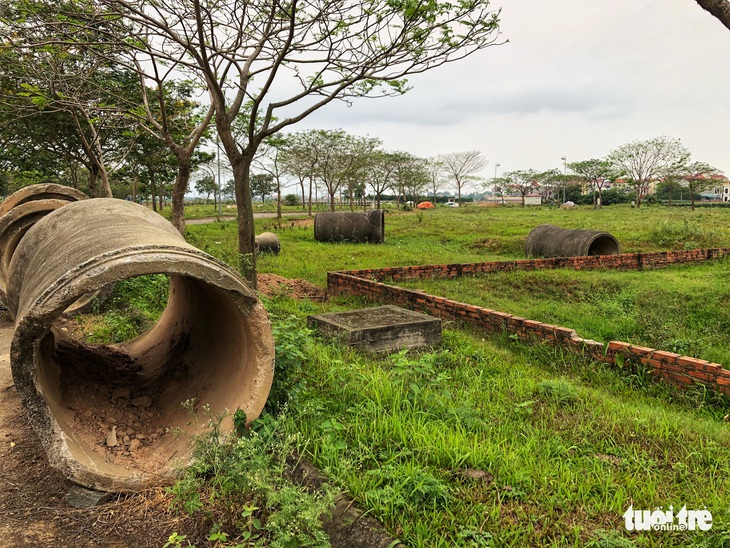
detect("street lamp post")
[494,163,500,203]
[560,156,567,203]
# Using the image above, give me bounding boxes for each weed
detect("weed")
[584,529,634,547]
[266,313,313,415]
[168,410,334,547]
[535,379,580,407]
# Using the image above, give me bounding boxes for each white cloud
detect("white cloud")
[293,0,730,175]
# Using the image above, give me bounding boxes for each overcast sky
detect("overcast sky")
[294,0,730,182]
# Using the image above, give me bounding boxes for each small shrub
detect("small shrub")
[283,194,299,206]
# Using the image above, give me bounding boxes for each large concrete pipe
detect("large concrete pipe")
[0,183,88,215]
[525,224,620,258]
[255,231,281,254]
[0,184,88,307]
[314,210,385,244]
[7,199,274,492]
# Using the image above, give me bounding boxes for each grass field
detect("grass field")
[113,203,730,546]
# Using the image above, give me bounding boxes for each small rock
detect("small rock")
[111,387,131,400]
[129,439,141,452]
[97,385,110,397]
[131,395,153,409]
[155,428,165,435]
[106,426,117,447]
[135,434,146,440]
[123,435,131,444]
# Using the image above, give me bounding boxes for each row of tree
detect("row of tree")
[227,130,489,214]
[494,136,722,211]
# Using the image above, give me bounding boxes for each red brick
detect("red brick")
[678,356,710,369]
[608,341,631,351]
[687,370,711,382]
[652,350,681,363]
[628,345,654,357]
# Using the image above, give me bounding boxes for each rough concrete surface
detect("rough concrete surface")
[307,304,442,353]
[4,198,275,492]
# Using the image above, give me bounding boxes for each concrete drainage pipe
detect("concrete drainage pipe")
[314,210,385,244]
[0,184,89,308]
[6,199,274,492]
[524,224,621,258]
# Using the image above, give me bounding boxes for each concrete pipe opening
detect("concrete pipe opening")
[7,199,274,492]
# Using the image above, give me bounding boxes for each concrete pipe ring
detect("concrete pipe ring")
[7,199,274,492]
[0,199,77,307]
[0,183,88,216]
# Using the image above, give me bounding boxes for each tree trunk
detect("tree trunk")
[171,157,191,235]
[151,172,157,212]
[99,163,113,198]
[233,153,257,288]
[276,179,281,228]
[88,165,98,197]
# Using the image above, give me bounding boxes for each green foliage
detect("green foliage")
[283,193,299,206]
[265,313,313,415]
[169,410,333,547]
[79,274,169,343]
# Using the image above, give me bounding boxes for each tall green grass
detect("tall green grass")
[265,296,730,547]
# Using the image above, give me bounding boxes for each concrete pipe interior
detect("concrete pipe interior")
[8,199,274,492]
[587,235,620,256]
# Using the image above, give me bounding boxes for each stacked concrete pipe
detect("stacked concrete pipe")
[0,184,89,307]
[1,196,274,492]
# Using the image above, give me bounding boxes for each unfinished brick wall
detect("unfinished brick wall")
[328,248,730,396]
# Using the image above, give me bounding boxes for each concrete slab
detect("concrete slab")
[307,305,441,353]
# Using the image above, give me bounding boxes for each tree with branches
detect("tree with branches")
[608,136,690,208]
[439,151,488,206]
[568,159,616,209]
[497,169,540,207]
[674,161,720,211]
[4,0,503,284]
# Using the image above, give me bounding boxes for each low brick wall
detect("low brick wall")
[327,248,730,396]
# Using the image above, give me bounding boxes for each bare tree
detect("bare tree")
[694,0,730,30]
[365,151,398,210]
[426,157,445,200]
[439,151,488,206]
[608,136,690,208]
[279,131,324,216]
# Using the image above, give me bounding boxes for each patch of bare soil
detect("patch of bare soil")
[258,273,327,302]
[0,320,207,547]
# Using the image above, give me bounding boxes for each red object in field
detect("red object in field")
[417,201,434,209]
